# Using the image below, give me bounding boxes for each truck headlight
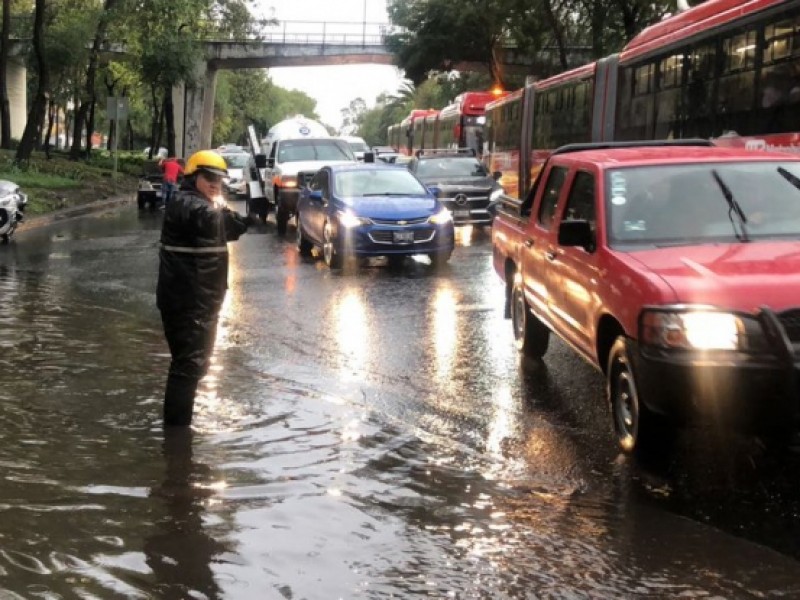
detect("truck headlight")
[640,307,767,352]
[275,175,297,188]
[0,196,12,208]
[490,187,504,201]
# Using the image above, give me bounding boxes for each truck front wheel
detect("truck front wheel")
[607,336,674,455]
[511,278,549,358]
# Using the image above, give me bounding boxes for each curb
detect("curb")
[18,194,135,233]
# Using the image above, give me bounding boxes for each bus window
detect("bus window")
[760,13,800,134]
[717,29,757,135]
[684,43,716,138]
[631,63,656,139]
[654,53,683,139]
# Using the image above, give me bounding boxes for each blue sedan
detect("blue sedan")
[296,164,455,269]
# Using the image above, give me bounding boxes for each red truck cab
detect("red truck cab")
[492,140,800,454]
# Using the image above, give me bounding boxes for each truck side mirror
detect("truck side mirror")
[493,171,502,181]
[558,220,595,252]
[363,151,375,163]
[255,154,267,168]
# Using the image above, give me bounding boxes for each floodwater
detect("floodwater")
[0,205,798,598]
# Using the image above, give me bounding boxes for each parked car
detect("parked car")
[137,173,163,210]
[492,140,800,454]
[296,163,455,269]
[220,151,250,198]
[143,146,168,159]
[406,149,503,226]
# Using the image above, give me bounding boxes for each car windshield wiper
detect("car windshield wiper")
[710,169,749,242]
[361,192,410,196]
[777,166,800,192]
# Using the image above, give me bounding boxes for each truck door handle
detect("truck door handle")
[545,250,557,261]
[523,238,534,248]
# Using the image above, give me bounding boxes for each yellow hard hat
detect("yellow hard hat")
[185,150,227,177]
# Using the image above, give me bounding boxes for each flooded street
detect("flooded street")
[0,202,799,598]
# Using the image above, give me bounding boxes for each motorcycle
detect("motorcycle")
[0,180,27,244]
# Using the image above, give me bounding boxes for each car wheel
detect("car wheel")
[276,203,290,235]
[296,221,313,256]
[607,336,673,455]
[511,277,550,358]
[428,250,451,267]
[323,222,342,269]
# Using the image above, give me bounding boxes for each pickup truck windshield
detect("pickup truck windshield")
[606,161,800,246]
[278,139,354,163]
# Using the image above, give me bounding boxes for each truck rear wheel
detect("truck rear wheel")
[511,278,549,358]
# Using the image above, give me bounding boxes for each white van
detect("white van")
[341,135,370,161]
[244,116,356,233]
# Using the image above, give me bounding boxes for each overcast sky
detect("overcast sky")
[251,0,407,132]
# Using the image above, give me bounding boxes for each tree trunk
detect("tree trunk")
[541,0,569,71]
[70,0,118,159]
[43,98,54,159]
[164,84,175,156]
[148,83,161,158]
[85,99,95,158]
[16,0,47,162]
[0,0,11,148]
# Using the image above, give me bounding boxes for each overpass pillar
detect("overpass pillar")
[177,60,218,158]
[6,57,26,141]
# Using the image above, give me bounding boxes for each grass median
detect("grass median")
[0,148,150,215]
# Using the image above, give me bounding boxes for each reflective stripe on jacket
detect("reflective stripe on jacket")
[156,189,248,315]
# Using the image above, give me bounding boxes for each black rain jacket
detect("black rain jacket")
[157,188,248,316]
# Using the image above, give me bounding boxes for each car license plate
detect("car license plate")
[454,209,470,218]
[393,230,414,243]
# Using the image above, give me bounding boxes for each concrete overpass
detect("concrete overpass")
[174,21,395,157]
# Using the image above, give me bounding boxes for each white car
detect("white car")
[342,136,369,161]
[221,152,250,198]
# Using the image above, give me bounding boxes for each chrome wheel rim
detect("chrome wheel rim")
[323,224,334,266]
[511,287,525,342]
[613,368,637,449]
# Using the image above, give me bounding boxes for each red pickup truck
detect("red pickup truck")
[492,140,800,454]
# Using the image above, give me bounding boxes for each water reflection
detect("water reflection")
[332,287,370,382]
[145,429,228,598]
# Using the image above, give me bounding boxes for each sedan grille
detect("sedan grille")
[368,229,436,244]
[370,216,429,225]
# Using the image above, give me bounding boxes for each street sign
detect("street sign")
[106,97,129,122]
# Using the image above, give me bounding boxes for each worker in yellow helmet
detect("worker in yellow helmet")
[156,149,256,427]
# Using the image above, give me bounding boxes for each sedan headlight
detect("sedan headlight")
[338,210,371,228]
[429,208,453,225]
[640,307,767,352]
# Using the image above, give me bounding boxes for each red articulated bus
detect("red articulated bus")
[486,0,800,198]
[391,109,438,156]
[434,90,509,156]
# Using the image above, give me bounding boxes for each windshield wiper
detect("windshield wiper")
[361,192,409,196]
[777,166,800,192]
[710,169,749,242]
